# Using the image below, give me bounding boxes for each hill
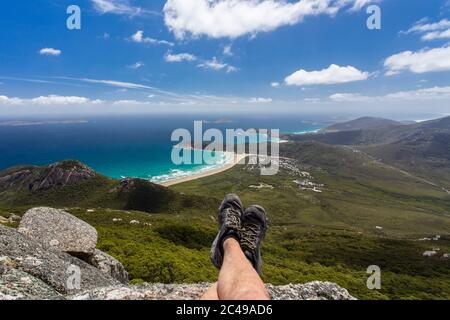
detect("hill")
[0,160,214,213]
[322,117,402,133]
[283,116,450,188]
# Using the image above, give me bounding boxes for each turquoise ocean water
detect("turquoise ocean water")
[0,115,328,184]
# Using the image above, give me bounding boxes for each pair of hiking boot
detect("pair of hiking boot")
[210,194,268,275]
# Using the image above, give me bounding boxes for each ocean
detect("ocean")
[0,114,330,183]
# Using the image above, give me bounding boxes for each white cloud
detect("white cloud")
[226,66,239,73]
[197,57,238,73]
[349,0,381,11]
[164,0,368,39]
[165,52,197,62]
[404,18,450,41]
[91,0,149,16]
[328,86,450,102]
[77,78,155,90]
[39,48,62,56]
[130,31,174,46]
[422,29,450,41]
[198,57,227,70]
[285,64,369,86]
[329,93,370,102]
[128,61,145,69]
[271,82,280,88]
[0,95,23,105]
[31,95,104,105]
[249,97,273,103]
[385,86,450,100]
[407,19,450,33]
[384,45,450,75]
[0,94,104,106]
[223,45,233,56]
[303,97,320,103]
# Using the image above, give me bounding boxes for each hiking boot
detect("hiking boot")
[241,205,268,275]
[210,194,244,269]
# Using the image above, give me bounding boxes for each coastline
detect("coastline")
[159,127,324,187]
[161,152,247,187]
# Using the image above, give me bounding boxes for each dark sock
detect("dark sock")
[220,230,240,255]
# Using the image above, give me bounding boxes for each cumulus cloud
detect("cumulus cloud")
[39,48,62,56]
[0,95,23,105]
[0,94,103,106]
[163,0,369,39]
[197,57,238,72]
[165,52,197,62]
[249,97,273,103]
[130,31,174,46]
[384,45,450,75]
[405,18,450,41]
[285,64,369,86]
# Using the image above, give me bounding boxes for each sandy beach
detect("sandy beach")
[161,153,248,187]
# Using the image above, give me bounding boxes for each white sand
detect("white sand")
[161,153,247,187]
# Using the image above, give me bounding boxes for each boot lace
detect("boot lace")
[241,224,259,251]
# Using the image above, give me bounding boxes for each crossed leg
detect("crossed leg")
[201,238,270,300]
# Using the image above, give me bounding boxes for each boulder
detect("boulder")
[0,225,117,294]
[87,250,128,284]
[8,214,21,222]
[0,257,64,300]
[18,207,97,258]
[70,282,356,300]
[423,250,438,257]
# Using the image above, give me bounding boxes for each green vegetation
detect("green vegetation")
[1,135,449,300]
[3,204,448,300]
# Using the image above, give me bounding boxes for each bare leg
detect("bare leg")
[217,238,270,300]
[200,283,219,300]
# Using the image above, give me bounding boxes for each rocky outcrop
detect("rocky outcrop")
[0,225,117,296]
[30,161,96,191]
[0,160,95,192]
[18,207,97,258]
[0,257,63,300]
[70,282,356,300]
[266,282,355,300]
[0,167,35,190]
[1,206,355,301]
[87,250,129,284]
[0,214,21,225]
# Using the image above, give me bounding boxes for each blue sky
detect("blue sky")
[0,0,450,118]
